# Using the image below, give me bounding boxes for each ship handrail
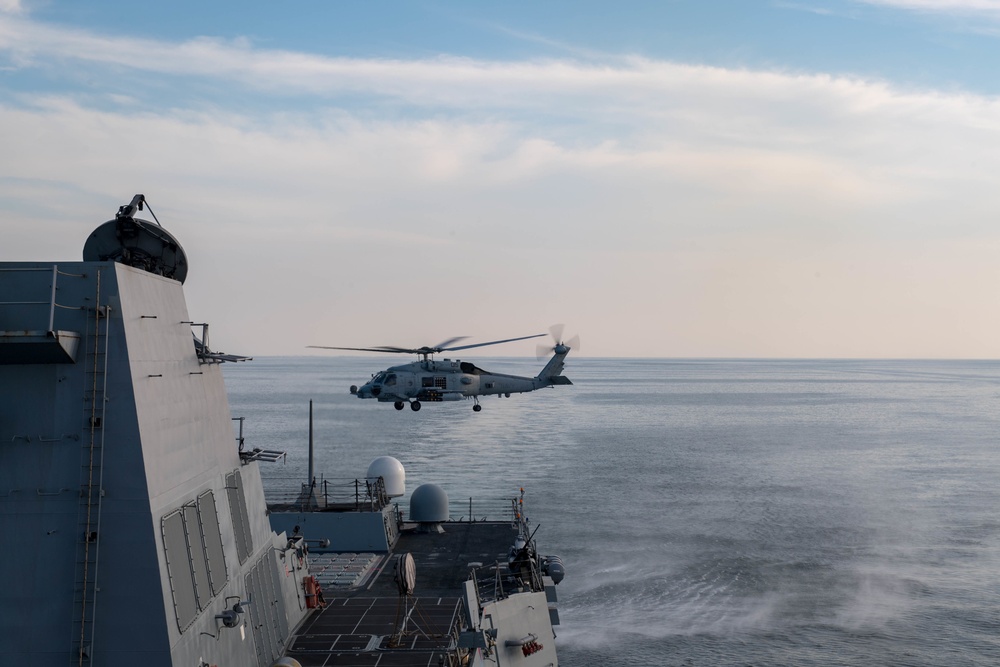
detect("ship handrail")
[469,558,545,606]
[0,265,87,334]
[263,475,391,512]
[452,495,522,523]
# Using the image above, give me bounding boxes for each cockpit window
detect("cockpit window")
[384,374,397,387]
[372,372,387,385]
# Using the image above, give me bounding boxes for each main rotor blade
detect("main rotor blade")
[307,345,415,354]
[309,333,548,356]
[431,336,470,350]
[443,333,547,353]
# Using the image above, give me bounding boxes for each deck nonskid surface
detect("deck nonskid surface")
[287,521,517,666]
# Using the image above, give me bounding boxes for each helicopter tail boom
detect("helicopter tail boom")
[535,346,572,386]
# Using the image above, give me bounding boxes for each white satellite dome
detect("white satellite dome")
[367,456,405,497]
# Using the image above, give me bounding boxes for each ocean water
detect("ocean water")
[223,357,1000,666]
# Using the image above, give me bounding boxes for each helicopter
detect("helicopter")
[308,326,579,412]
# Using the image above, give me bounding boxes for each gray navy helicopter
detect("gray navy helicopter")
[309,325,578,412]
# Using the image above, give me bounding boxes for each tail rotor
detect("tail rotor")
[536,324,580,360]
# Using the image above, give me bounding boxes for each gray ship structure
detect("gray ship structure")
[0,195,564,666]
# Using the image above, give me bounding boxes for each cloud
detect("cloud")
[3,13,1000,356]
[0,13,997,122]
[856,0,1000,14]
[0,0,23,16]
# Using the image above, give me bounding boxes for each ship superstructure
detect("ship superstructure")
[0,196,307,665]
[0,195,563,666]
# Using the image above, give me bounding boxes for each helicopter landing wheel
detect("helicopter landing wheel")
[394,401,405,411]
[473,404,482,412]
[410,401,422,412]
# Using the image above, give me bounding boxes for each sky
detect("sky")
[2,1,1000,358]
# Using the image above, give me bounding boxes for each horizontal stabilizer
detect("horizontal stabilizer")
[548,376,572,385]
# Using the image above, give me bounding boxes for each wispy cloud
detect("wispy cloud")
[856,0,1000,14]
[0,0,24,16]
[3,13,999,137]
[2,12,1000,356]
[774,2,846,17]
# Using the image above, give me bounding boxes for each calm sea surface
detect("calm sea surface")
[223,358,1000,666]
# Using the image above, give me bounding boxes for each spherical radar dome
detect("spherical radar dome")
[409,483,449,523]
[367,456,405,497]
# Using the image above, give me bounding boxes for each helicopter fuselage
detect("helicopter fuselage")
[322,332,575,412]
[348,343,573,412]
[354,358,545,403]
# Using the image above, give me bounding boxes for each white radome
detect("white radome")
[367,456,406,497]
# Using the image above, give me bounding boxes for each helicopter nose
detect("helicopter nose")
[371,386,381,397]
[355,383,377,398]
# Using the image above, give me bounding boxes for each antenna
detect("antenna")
[389,553,432,647]
[396,552,416,596]
[83,194,189,283]
[308,400,314,490]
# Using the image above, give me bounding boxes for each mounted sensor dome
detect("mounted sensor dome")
[83,194,189,283]
[409,483,449,528]
[367,456,405,498]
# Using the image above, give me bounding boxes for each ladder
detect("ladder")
[71,270,111,664]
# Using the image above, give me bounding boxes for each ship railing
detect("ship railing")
[444,596,469,667]
[263,475,391,512]
[455,492,546,603]
[452,496,521,523]
[0,265,86,332]
[469,556,544,606]
[508,493,545,592]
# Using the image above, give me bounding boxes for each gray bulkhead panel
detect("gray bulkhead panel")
[198,490,228,596]
[482,591,560,666]
[0,262,170,665]
[112,263,305,667]
[226,469,254,564]
[245,548,293,667]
